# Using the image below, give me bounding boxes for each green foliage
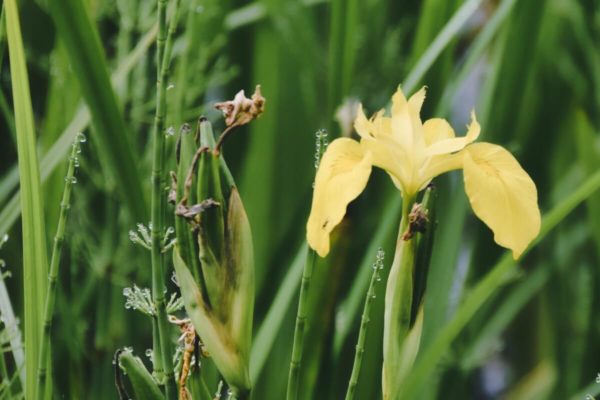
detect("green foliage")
[1,0,599,399]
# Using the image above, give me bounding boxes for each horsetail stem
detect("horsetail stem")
[36,133,85,400]
[345,248,385,400]
[150,0,184,398]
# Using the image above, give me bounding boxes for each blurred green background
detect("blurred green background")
[0,0,599,398]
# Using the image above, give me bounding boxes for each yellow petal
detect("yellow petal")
[354,104,372,138]
[354,105,391,139]
[306,138,373,257]
[359,135,408,187]
[423,118,455,146]
[463,143,541,259]
[425,111,480,156]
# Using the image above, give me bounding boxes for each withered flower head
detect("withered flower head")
[215,85,265,128]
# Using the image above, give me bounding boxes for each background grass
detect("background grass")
[0,0,599,399]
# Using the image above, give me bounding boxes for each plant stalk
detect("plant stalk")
[150,0,183,398]
[382,196,416,399]
[286,246,317,400]
[345,249,385,400]
[36,138,81,400]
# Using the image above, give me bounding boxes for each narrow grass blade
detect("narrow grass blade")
[5,0,49,397]
[47,0,147,221]
[403,0,484,94]
[250,244,305,383]
[0,25,158,235]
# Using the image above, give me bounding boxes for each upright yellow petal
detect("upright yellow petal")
[463,143,540,259]
[355,105,391,139]
[307,138,373,257]
[425,111,480,156]
[423,118,455,146]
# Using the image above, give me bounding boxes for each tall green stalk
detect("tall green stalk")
[286,247,317,400]
[150,0,183,398]
[345,249,385,400]
[5,0,49,398]
[382,196,416,399]
[36,136,82,400]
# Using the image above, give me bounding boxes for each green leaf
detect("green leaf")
[118,351,164,400]
[5,0,49,397]
[47,0,147,221]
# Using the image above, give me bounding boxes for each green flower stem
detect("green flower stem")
[399,169,600,398]
[286,246,317,400]
[36,139,80,400]
[382,196,416,399]
[345,250,384,400]
[150,0,183,398]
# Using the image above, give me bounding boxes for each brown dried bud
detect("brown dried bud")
[215,85,265,128]
[402,203,429,241]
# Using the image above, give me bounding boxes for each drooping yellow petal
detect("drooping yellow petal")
[425,111,480,156]
[307,138,373,257]
[463,143,540,259]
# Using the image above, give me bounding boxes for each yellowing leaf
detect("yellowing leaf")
[306,139,372,257]
[463,143,540,259]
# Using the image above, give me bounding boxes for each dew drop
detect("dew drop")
[71,177,78,184]
[166,126,176,136]
[77,132,87,143]
[167,83,175,90]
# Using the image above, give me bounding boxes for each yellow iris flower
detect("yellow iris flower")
[306,86,540,259]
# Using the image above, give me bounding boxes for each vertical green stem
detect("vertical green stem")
[382,196,416,399]
[286,246,317,400]
[150,0,183,398]
[345,249,385,400]
[36,137,81,400]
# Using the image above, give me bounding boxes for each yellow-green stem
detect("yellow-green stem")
[382,196,416,399]
[286,246,317,400]
[36,139,80,400]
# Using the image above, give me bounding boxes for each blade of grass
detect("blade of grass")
[250,244,305,383]
[47,0,147,221]
[0,24,158,236]
[399,169,600,398]
[5,0,50,398]
[403,0,484,93]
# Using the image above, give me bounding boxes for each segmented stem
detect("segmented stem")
[286,246,317,400]
[150,0,184,398]
[345,249,385,400]
[36,137,82,400]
